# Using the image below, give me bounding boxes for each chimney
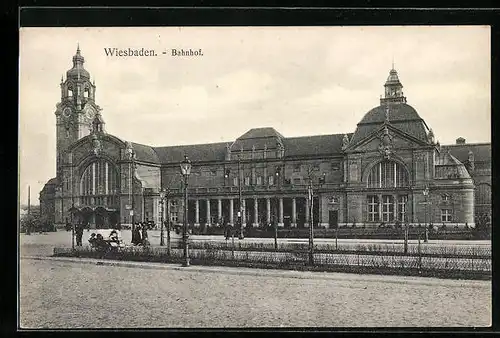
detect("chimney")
[456,137,466,145]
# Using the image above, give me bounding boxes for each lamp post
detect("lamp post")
[238,158,244,239]
[308,172,326,265]
[180,155,192,267]
[165,188,171,255]
[159,189,165,246]
[131,155,136,237]
[423,186,429,243]
[308,182,314,265]
[70,156,75,250]
[274,167,281,249]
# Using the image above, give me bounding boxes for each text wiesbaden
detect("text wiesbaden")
[104,48,204,57]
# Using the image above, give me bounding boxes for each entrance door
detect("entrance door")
[95,212,105,229]
[329,210,338,228]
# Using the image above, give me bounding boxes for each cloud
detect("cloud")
[18,26,491,204]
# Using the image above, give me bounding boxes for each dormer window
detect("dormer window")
[442,194,451,201]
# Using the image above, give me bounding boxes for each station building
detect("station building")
[40,47,491,229]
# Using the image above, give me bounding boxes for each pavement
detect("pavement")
[20,229,492,247]
[19,232,492,328]
[21,254,489,288]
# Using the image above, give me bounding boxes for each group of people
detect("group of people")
[131,223,149,246]
[88,230,121,251]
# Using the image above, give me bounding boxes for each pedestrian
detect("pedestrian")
[135,225,143,245]
[142,224,149,245]
[131,223,140,245]
[76,224,84,246]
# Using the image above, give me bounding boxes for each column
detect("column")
[242,199,246,224]
[206,199,211,225]
[393,194,397,222]
[253,197,258,227]
[305,197,310,227]
[92,162,96,195]
[378,194,383,223]
[266,198,271,224]
[291,197,297,227]
[105,162,109,194]
[195,199,200,226]
[278,197,284,227]
[217,199,222,224]
[229,198,234,225]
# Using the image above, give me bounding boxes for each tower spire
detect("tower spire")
[392,56,395,70]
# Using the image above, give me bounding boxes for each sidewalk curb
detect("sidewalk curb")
[21,255,489,288]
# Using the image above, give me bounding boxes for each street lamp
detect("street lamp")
[274,167,282,250]
[159,189,165,246]
[238,158,244,239]
[308,182,314,265]
[180,155,192,267]
[308,172,326,265]
[423,186,429,243]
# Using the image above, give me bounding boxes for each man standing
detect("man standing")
[76,224,84,246]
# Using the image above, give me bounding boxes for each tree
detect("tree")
[20,212,55,233]
[474,212,491,240]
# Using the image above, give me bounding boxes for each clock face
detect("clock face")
[84,106,95,120]
[63,107,72,117]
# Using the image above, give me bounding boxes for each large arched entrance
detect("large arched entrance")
[77,158,121,229]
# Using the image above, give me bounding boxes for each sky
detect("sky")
[19,26,491,205]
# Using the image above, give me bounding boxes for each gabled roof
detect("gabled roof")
[441,143,491,163]
[153,142,228,163]
[237,127,284,140]
[435,151,463,166]
[131,142,160,164]
[283,133,350,158]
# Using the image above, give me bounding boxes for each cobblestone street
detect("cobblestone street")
[20,256,491,328]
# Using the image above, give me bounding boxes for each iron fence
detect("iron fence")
[53,243,491,278]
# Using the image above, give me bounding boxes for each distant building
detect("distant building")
[40,47,491,229]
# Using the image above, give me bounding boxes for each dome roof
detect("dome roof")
[66,67,90,80]
[350,103,429,144]
[359,103,420,124]
[66,45,90,80]
[435,151,472,180]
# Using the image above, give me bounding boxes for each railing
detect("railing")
[53,243,491,280]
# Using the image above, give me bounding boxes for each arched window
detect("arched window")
[367,160,409,188]
[80,159,119,196]
[475,183,491,206]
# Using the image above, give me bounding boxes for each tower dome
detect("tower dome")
[350,67,430,145]
[66,44,90,80]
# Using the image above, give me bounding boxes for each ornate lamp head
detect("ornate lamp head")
[180,155,192,176]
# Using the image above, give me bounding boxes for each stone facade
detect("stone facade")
[40,48,491,229]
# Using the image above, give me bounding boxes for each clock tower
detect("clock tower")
[55,45,104,176]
